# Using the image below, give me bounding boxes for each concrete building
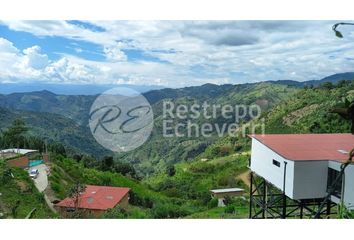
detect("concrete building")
[210,188,244,206]
[1,148,39,168]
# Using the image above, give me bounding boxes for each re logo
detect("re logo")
[89,87,154,152]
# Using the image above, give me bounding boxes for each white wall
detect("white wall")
[329,161,354,210]
[250,137,354,206]
[328,161,354,209]
[250,138,294,198]
[344,164,354,209]
[251,138,330,200]
[292,161,328,199]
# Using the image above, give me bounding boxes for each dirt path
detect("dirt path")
[237,170,251,188]
[30,164,48,192]
[30,164,58,214]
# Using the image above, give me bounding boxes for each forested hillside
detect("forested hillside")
[0,75,353,176]
[118,82,298,175]
[0,107,109,156]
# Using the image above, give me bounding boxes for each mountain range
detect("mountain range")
[1,72,353,95]
[0,83,163,95]
[0,72,353,174]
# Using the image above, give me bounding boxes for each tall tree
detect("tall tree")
[68,183,86,218]
[3,119,28,148]
[101,156,114,171]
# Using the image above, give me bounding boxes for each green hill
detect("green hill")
[0,107,110,157]
[118,82,298,175]
[0,162,56,219]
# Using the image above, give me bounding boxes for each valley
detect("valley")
[0,73,353,218]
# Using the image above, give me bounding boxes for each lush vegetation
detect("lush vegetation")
[48,155,207,218]
[1,76,354,219]
[0,107,109,157]
[118,82,298,175]
[0,161,56,218]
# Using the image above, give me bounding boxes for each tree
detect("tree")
[72,154,83,163]
[81,155,97,168]
[330,97,354,134]
[68,183,86,218]
[321,82,334,90]
[48,142,66,157]
[114,160,137,178]
[166,165,176,177]
[0,159,12,184]
[102,206,127,219]
[3,119,28,148]
[101,156,114,171]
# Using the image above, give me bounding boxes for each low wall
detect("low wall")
[6,156,29,168]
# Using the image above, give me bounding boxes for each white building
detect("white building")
[0,148,38,155]
[249,133,354,210]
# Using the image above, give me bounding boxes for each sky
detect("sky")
[0,20,353,88]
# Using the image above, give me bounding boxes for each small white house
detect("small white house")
[249,133,354,209]
[210,188,245,207]
[0,148,38,155]
[0,148,39,159]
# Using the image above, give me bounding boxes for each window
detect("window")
[327,168,342,198]
[272,159,281,167]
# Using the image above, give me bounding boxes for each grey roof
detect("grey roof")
[210,188,244,194]
[0,148,38,155]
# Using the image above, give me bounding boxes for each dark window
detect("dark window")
[272,159,280,167]
[327,168,342,198]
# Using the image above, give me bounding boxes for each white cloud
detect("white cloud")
[22,45,49,69]
[103,43,127,62]
[44,57,96,83]
[0,21,354,87]
[0,37,18,53]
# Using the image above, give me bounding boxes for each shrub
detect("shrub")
[151,203,188,218]
[166,165,176,177]
[224,205,236,214]
[102,206,127,219]
[208,198,218,209]
[189,163,215,173]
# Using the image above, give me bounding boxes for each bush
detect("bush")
[50,182,61,193]
[166,165,176,177]
[189,163,215,173]
[102,206,127,219]
[207,198,218,209]
[151,203,189,218]
[163,187,181,198]
[129,191,154,208]
[224,205,236,214]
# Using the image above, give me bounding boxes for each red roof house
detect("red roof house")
[55,185,130,217]
[250,133,354,162]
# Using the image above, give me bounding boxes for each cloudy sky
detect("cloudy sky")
[0,20,353,87]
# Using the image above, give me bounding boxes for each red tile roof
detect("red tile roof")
[250,133,354,162]
[56,185,130,210]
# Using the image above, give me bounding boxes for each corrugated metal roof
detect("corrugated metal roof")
[0,148,38,155]
[250,133,354,163]
[210,188,244,193]
[56,185,130,210]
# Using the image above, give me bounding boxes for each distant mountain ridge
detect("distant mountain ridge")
[266,72,354,87]
[0,72,353,172]
[0,83,163,95]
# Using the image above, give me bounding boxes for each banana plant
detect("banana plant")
[330,97,354,134]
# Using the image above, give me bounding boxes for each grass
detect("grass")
[185,205,249,219]
[0,167,56,218]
